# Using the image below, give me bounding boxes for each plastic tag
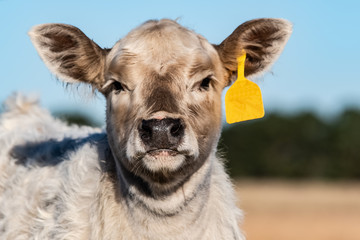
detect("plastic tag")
[225,52,265,124]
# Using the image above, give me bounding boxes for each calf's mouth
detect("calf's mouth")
[147,149,179,157]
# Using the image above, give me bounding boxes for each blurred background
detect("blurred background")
[1,1,359,239]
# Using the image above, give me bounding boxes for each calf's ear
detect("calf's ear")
[215,18,292,84]
[29,24,107,89]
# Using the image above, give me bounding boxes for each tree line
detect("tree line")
[220,109,360,179]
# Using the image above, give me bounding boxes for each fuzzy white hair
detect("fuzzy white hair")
[0,94,244,240]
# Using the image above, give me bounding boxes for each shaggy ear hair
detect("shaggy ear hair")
[29,24,107,89]
[216,18,292,83]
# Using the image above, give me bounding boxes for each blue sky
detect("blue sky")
[1,0,359,125]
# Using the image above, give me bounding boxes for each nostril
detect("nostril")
[140,120,152,141]
[141,132,151,141]
[142,121,151,132]
[170,122,183,137]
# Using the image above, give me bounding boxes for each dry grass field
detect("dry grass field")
[235,181,360,240]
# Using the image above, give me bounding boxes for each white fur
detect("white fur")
[0,94,244,239]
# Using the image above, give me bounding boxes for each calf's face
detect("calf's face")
[103,21,226,189]
[29,19,291,191]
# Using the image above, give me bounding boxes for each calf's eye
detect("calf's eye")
[200,77,211,91]
[112,81,124,94]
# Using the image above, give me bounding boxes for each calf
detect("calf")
[0,19,291,239]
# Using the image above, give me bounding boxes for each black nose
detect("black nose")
[139,118,185,149]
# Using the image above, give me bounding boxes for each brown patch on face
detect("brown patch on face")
[143,72,180,115]
[147,87,179,114]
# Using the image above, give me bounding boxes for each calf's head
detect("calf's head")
[29,19,291,193]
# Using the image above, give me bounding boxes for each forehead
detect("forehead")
[107,20,218,77]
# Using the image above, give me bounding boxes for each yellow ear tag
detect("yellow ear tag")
[225,52,265,124]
